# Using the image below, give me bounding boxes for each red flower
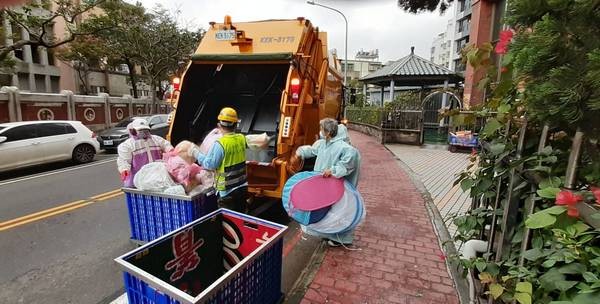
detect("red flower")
[591,187,600,204]
[567,207,580,218]
[556,190,583,205]
[495,30,514,55]
[499,30,514,41]
[501,67,509,73]
[555,190,583,218]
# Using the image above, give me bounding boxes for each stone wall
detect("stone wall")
[348,122,421,145]
[0,87,170,131]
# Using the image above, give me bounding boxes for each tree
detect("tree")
[130,6,201,110]
[93,0,149,98]
[396,0,454,13]
[56,36,111,95]
[0,0,111,71]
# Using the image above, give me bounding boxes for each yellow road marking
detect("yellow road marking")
[0,189,123,232]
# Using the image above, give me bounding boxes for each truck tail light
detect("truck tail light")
[290,78,301,103]
[172,77,181,91]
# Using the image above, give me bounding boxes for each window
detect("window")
[456,37,470,53]
[47,49,55,66]
[454,59,466,72]
[37,123,67,137]
[65,124,77,133]
[457,18,470,34]
[36,123,76,137]
[3,125,38,142]
[459,0,471,13]
[32,45,41,64]
[149,116,161,126]
[158,115,168,123]
[91,86,107,94]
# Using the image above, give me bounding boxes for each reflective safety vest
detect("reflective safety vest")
[216,133,247,192]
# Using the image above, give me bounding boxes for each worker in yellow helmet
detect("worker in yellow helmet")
[188,107,247,212]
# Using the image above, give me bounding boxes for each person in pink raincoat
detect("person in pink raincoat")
[117,118,173,188]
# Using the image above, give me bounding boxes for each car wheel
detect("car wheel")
[73,144,96,164]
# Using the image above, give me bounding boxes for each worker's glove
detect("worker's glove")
[120,170,130,182]
[187,144,201,159]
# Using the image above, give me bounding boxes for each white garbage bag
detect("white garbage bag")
[200,128,223,154]
[246,133,270,150]
[164,185,186,196]
[133,162,178,192]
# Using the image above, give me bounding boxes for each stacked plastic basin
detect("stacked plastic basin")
[122,187,218,243]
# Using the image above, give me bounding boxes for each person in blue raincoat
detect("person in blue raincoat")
[293,118,361,247]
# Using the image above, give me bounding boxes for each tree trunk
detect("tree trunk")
[150,80,156,114]
[125,58,138,98]
[77,67,90,95]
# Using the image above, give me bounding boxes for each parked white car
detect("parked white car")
[0,120,100,172]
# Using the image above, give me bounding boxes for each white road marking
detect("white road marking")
[0,157,117,187]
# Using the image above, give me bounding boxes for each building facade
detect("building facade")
[463,0,507,107]
[338,50,382,84]
[451,0,472,73]
[0,0,149,98]
[430,20,454,69]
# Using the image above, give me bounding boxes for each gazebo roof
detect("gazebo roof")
[360,47,462,86]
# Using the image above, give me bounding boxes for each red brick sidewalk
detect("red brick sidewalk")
[301,131,459,304]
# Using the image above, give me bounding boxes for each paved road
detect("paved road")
[0,155,317,304]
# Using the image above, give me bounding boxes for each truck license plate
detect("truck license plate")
[103,140,114,146]
[215,30,236,41]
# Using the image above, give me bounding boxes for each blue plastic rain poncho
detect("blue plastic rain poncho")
[296,129,361,187]
[337,124,351,144]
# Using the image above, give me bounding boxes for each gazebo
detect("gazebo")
[360,47,462,106]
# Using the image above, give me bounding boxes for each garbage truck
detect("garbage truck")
[168,16,344,200]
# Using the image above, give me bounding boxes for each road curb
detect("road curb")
[384,145,471,304]
[284,238,327,304]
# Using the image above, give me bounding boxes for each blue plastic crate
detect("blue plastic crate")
[116,209,287,304]
[123,188,217,243]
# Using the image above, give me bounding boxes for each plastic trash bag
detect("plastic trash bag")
[197,170,214,187]
[133,162,178,192]
[173,140,197,164]
[306,181,366,234]
[164,185,186,196]
[246,133,270,150]
[163,150,201,187]
[200,128,223,155]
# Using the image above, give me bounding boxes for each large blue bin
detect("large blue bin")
[115,209,287,304]
[122,188,218,243]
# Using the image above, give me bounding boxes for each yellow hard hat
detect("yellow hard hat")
[217,107,239,123]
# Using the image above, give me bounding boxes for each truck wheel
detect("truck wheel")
[73,144,96,164]
[448,145,458,153]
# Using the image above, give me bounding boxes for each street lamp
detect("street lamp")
[306,0,348,87]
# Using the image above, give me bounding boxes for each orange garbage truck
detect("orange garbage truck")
[168,16,344,200]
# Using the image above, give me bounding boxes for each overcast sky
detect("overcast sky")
[131,0,452,63]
